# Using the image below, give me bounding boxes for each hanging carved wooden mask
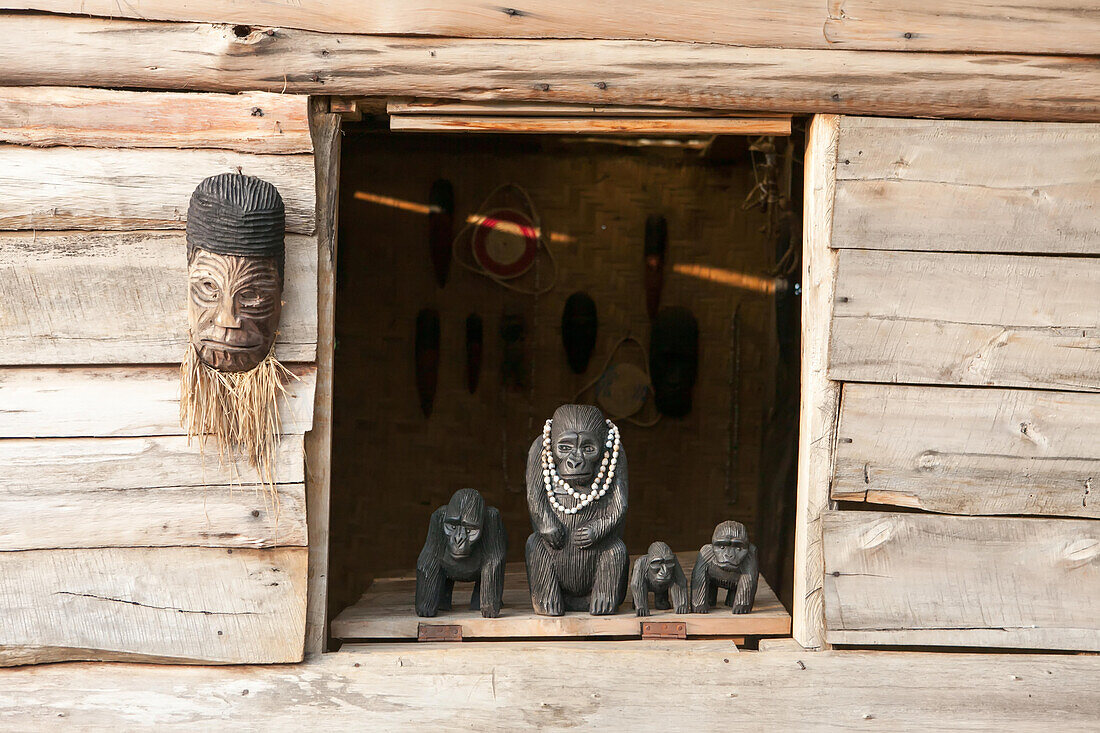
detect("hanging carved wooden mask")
[186,173,285,373]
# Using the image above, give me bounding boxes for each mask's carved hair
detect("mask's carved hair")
[550,404,609,442]
[186,172,285,274]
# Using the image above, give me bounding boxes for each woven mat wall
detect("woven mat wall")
[330,133,778,614]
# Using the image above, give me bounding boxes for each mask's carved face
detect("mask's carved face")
[443,490,485,559]
[712,522,749,570]
[188,249,282,372]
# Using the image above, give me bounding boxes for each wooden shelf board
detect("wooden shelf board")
[332,554,790,640]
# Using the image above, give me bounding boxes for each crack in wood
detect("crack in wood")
[55,591,260,616]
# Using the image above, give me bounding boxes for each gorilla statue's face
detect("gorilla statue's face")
[188,249,282,372]
[712,522,749,571]
[552,427,603,484]
[648,546,676,584]
[442,490,485,559]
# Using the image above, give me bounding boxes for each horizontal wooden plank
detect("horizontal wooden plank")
[0,231,317,364]
[385,100,793,117]
[5,1,1098,54]
[0,546,306,665]
[0,365,316,438]
[0,146,315,232]
[0,646,1098,729]
[821,0,1100,55]
[834,383,1100,518]
[0,435,306,550]
[823,510,1100,650]
[332,556,789,640]
[0,16,1098,121]
[390,115,792,135]
[829,250,1100,391]
[833,117,1100,254]
[0,87,312,152]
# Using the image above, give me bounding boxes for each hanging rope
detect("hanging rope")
[452,183,558,296]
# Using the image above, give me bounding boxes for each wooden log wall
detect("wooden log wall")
[0,87,328,665]
[800,115,1100,651]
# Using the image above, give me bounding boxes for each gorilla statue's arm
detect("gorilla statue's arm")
[690,545,715,614]
[478,507,507,618]
[669,559,691,615]
[629,555,651,617]
[525,437,565,549]
[415,507,447,617]
[574,447,628,549]
[730,543,759,614]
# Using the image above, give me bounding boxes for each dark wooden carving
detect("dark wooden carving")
[561,291,598,374]
[630,541,689,616]
[186,172,285,373]
[525,404,629,616]
[465,313,483,394]
[643,214,667,320]
[650,306,699,418]
[690,521,759,614]
[428,178,454,288]
[416,488,507,619]
[415,308,440,417]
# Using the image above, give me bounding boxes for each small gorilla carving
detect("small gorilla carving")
[525,405,629,616]
[691,521,759,614]
[630,541,689,617]
[416,488,506,618]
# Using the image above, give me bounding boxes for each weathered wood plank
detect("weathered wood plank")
[390,115,792,135]
[0,146,315,232]
[793,115,840,650]
[386,100,792,117]
[829,249,1100,391]
[833,117,1100,254]
[303,97,338,656]
[0,646,1097,730]
[833,383,1100,518]
[0,546,307,665]
[0,231,317,364]
[822,0,1100,55]
[0,16,1098,121]
[6,0,1098,55]
[0,435,305,550]
[331,557,789,640]
[0,365,316,438]
[823,510,1100,651]
[0,87,312,153]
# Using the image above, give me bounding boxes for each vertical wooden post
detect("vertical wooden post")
[304,97,341,656]
[793,114,840,650]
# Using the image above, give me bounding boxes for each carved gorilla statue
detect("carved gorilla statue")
[630,541,689,617]
[691,520,759,614]
[525,404,628,616]
[416,488,506,618]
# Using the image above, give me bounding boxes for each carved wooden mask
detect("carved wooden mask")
[185,173,285,373]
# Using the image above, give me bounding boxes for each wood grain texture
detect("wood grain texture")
[0,146,315,232]
[0,646,1097,730]
[303,97,338,656]
[0,231,317,364]
[6,0,1098,54]
[833,383,1100,518]
[332,557,789,640]
[386,100,793,117]
[0,365,316,438]
[822,0,1100,54]
[833,117,1100,254]
[793,115,840,650]
[0,546,307,665]
[829,249,1100,392]
[0,87,312,153]
[390,115,792,135]
[823,510,1100,651]
[1,16,1098,121]
[0,435,305,550]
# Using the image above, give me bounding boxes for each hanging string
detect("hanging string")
[452,183,558,296]
[572,336,661,428]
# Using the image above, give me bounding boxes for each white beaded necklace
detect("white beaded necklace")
[540,417,620,515]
